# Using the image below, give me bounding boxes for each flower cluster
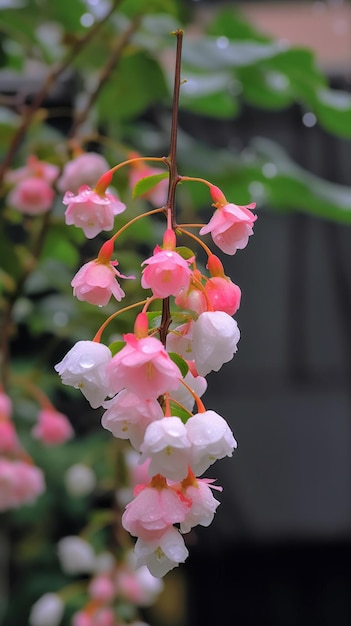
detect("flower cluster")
[55,152,256,578]
[30,535,163,626]
[0,387,73,512]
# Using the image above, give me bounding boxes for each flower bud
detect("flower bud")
[57,536,96,574]
[64,464,96,496]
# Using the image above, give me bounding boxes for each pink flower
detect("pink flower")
[0,420,19,454]
[32,408,74,445]
[6,155,59,185]
[63,185,126,239]
[88,575,115,602]
[106,334,182,399]
[200,202,256,255]
[57,152,110,194]
[122,477,191,541]
[101,390,164,450]
[8,177,55,214]
[134,526,189,578]
[204,276,241,315]
[71,259,132,306]
[141,246,193,299]
[0,459,45,511]
[0,391,12,418]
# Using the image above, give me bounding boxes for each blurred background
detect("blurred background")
[1,1,351,625]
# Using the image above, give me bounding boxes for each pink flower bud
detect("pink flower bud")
[209,184,227,205]
[0,459,45,511]
[204,277,241,316]
[88,574,115,602]
[0,420,19,454]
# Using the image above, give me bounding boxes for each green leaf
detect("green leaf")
[132,172,168,199]
[97,51,168,122]
[168,352,189,378]
[175,246,195,260]
[109,340,125,356]
[206,7,271,42]
[169,400,192,424]
[182,37,285,71]
[315,88,351,138]
[146,310,162,328]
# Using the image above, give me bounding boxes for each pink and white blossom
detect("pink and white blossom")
[0,459,45,511]
[88,574,115,602]
[0,390,12,418]
[63,185,126,239]
[140,417,191,481]
[200,202,256,255]
[0,420,19,454]
[186,410,237,476]
[64,463,96,496]
[57,152,110,194]
[180,478,222,534]
[101,390,164,450]
[141,247,193,299]
[122,479,191,541]
[166,321,194,361]
[106,334,181,399]
[71,259,132,306]
[134,526,189,578]
[8,177,55,214]
[32,408,74,445]
[57,536,96,575]
[6,155,59,185]
[54,340,112,408]
[170,370,207,412]
[192,311,240,376]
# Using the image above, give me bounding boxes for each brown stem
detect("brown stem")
[159,30,184,346]
[68,16,141,139]
[0,0,122,186]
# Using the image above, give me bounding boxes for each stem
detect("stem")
[93,299,149,342]
[109,207,164,244]
[159,29,184,346]
[0,0,122,186]
[177,226,213,257]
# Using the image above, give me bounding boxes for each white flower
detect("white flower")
[170,371,207,412]
[192,311,240,376]
[186,410,237,476]
[54,341,112,408]
[64,464,96,496]
[133,565,164,606]
[29,593,64,626]
[134,527,189,578]
[57,536,96,575]
[139,416,191,481]
[180,480,221,534]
